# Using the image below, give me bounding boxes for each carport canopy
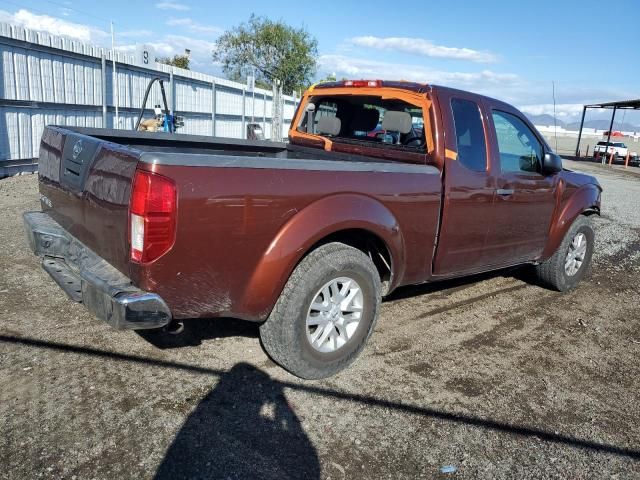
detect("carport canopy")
[575,99,640,156]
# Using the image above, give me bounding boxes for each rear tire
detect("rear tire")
[259,242,381,379]
[534,215,594,292]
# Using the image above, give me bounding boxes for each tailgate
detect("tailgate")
[38,126,140,277]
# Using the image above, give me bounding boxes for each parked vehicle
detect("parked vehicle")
[593,141,638,164]
[24,80,602,378]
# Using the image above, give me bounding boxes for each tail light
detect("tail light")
[343,80,382,87]
[129,169,177,263]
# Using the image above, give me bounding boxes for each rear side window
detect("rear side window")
[450,98,487,172]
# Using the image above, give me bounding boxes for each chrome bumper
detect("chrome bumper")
[23,211,171,330]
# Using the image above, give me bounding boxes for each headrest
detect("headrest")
[317,116,341,136]
[350,108,380,132]
[382,111,412,134]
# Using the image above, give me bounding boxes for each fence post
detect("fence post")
[101,53,107,127]
[625,150,630,168]
[263,92,267,136]
[241,87,246,139]
[169,69,175,115]
[211,80,216,137]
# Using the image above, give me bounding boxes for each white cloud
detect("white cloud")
[0,8,218,74]
[155,1,190,11]
[350,36,498,63]
[519,103,586,119]
[124,34,217,71]
[166,18,221,35]
[319,54,518,87]
[0,8,107,43]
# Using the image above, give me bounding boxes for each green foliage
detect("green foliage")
[157,54,190,70]
[318,74,337,83]
[213,14,318,94]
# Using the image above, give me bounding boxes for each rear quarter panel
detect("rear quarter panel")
[132,161,441,320]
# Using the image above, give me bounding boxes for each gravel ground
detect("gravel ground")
[1,161,639,479]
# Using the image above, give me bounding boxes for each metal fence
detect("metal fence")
[0,23,299,176]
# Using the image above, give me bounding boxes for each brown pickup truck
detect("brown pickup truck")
[24,80,601,378]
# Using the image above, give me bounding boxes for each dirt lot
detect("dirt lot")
[1,160,639,479]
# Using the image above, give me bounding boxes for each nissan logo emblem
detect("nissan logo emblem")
[72,139,83,160]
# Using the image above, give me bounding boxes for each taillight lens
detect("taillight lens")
[129,169,177,263]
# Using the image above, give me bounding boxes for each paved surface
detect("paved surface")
[1,161,639,479]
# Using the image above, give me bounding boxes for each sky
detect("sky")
[1,0,639,125]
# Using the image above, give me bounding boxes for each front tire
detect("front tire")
[534,215,594,291]
[259,242,381,379]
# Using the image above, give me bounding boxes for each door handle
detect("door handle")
[496,188,515,196]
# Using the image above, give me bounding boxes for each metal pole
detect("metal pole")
[605,106,617,161]
[101,53,107,127]
[251,67,255,123]
[575,106,587,157]
[241,87,246,139]
[110,22,119,128]
[211,80,216,137]
[169,70,175,115]
[552,81,558,152]
[263,92,266,135]
[252,87,255,123]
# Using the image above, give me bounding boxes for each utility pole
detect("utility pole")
[111,21,119,128]
[271,79,282,142]
[552,80,558,152]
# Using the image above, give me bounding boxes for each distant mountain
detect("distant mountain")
[525,114,639,132]
[525,114,566,127]
[565,120,640,132]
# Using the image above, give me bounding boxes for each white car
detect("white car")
[593,141,638,165]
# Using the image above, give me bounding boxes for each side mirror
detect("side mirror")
[542,152,562,174]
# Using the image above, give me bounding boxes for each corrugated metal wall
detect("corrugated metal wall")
[0,23,299,174]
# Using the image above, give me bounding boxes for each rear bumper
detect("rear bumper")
[23,211,171,330]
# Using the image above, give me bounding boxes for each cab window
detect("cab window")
[450,98,487,172]
[492,110,543,174]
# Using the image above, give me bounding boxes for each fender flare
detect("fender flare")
[237,193,405,319]
[541,183,601,259]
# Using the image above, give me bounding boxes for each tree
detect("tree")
[317,74,336,83]
[213,15,318,94]
[157,54,190,70]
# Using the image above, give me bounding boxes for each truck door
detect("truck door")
[481,108,558,266]
[432,92,496,276]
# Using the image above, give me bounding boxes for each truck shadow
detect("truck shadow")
[154,362,320,480]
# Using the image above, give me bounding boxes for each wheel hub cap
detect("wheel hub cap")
[565,232,587,276]
[306,277,364,353]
